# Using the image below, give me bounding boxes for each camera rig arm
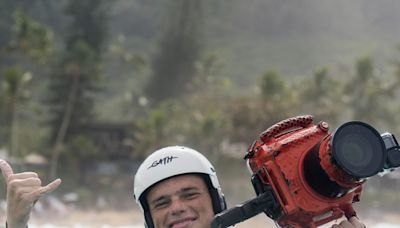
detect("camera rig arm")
[211,187,280,228]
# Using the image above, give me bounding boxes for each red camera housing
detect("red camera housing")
[246,115,364,228]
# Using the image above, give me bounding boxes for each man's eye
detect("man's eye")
[183,192,200,199]
[154,200,169,209]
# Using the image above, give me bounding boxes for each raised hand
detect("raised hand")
[0,159,61,228]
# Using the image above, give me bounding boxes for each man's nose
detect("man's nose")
[169,199,188,215]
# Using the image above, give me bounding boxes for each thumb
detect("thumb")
[0,159,14,183]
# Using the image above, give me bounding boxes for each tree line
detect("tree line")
[1,0,400,207]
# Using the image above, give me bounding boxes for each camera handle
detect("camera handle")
[210,191,278,228]
[340,203,357,220]
[260,115,314,141]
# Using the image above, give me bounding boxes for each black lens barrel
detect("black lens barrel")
[303,143,351,198]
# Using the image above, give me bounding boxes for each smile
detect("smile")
[169,218,196,228]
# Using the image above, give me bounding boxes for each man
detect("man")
[1,146,365,228]
[133,146,227,228]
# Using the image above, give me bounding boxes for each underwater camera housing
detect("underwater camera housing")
[247,115,400,227]
[211,115,400,228]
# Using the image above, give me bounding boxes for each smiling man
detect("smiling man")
[133,146,227,228]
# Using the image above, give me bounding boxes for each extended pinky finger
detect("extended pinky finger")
[41,178,62,195]
[26,178,62,201]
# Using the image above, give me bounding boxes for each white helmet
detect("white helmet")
[133,146,226,228]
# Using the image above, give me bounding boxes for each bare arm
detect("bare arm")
[0,159,61,228]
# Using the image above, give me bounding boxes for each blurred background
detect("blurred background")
[0,0,400,227]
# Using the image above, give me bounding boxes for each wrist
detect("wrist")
[6,220,28,228]
[7,210,30,228]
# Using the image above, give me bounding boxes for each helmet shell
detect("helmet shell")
[134,146,223,210]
